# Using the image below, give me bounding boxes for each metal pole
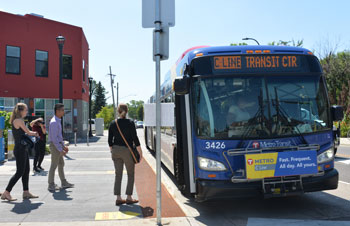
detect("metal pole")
[74,132,77,146]
[58,44,64,136]
[116,82,119,107]
[87,130,89,146]
[59,46,63,104]
[109,66,116,118]
[89,78,93,137]
[155,0,162,224]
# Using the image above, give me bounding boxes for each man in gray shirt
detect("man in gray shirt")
[48,103,74,192]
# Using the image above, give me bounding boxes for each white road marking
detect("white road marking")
[339,181,350,185]
[336,159,350,165]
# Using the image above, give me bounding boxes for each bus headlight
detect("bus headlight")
[198,157,226,171]
[317,149,334,164]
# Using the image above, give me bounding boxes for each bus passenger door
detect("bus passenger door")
[174,94,196,197]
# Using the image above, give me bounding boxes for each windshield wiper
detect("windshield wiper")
[274,87,308,145]
[237,89,268,148]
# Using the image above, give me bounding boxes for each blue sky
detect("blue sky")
[1,0,350,104]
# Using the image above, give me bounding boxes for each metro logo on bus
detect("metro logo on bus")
[247,159,254,165]
[252,142,260,149]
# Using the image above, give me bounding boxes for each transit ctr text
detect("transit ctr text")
[245,56,298,68]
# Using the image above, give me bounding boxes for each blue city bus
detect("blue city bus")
[144,45,343,201]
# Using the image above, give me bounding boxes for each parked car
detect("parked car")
[136,121,144,129]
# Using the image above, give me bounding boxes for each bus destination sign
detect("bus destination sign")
[213,55,302,73]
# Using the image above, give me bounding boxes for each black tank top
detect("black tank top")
[12,123,25,145]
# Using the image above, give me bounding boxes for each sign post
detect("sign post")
[142,0,175,225]
[154,0,162,224]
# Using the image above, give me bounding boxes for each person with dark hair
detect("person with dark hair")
[30,118,46,173]
[48,103,74,192]
[108,103,143,205]
[1,103,39,201]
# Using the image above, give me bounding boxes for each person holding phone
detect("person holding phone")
[30,118,47,173]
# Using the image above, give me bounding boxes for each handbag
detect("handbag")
[20,134,39,149]
[115,120,140,164]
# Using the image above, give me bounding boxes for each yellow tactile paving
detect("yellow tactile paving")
[95,211,141,220]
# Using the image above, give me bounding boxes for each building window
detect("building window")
[63,55,72,80]
[35,98,45,110]
[36,50,48,77]
[0,97,16,112]
[86,65,89,84]
[82,60,85,82]
[63,99,73,133]
[6,46,21,74]
[83,101,89,131]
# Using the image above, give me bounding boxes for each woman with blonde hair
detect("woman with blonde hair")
[108,103,143,205]
[1,103,39,201]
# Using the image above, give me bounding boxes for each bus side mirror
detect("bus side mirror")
[173,77,190,95]
[331,105,344,121]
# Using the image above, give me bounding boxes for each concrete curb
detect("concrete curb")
[0,217,195,226]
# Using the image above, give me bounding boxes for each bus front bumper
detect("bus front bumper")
[196,168,338,202]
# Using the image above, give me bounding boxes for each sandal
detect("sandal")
[115,199,126,206]
[126,199,138,204]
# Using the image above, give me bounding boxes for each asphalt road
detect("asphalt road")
[335,145,350,184]
[137,129,350,226]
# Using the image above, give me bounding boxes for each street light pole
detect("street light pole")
[88,77,93,137]
[56,35,65,103]
[56,35,65,134]
[116,82,119,107]
[242,37,260,45]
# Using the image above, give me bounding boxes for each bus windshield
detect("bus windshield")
[192,75,331,139]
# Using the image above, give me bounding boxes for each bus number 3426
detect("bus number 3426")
[205,142,226,150]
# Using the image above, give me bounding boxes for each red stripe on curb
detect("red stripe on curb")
[135,158,186,218]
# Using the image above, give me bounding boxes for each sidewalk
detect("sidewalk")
[0,130,193,226]
[340,138,350,146]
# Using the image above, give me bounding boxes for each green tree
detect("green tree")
[126,100,144,120]
[268,39,303,47]
[0,111,12,151]
[96,105,114,129]
[136,104,144,121]
[320,51,350,115]
[231,39,303,47]
[230,42,248,46]
[92,81,107,118]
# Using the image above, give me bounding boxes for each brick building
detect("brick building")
[0,11,90,139]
